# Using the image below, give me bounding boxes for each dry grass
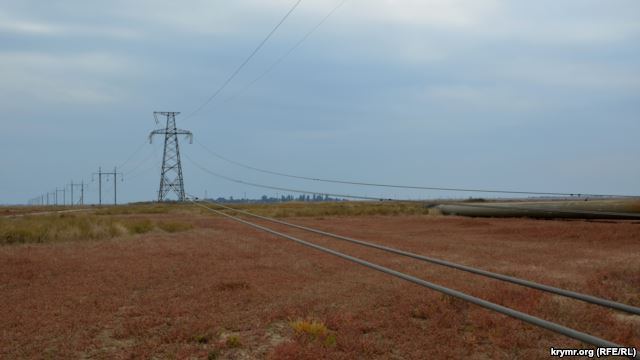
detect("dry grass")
[217,201,430,218]
[0,205,76,217]
[291,320,329,338]
[94,203,196,215]
[1,201,430,220]
[0,213,126,245]
[157,221,193,233]
[0,212,193,245]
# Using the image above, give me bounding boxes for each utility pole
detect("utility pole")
[110,167,123,205]
[149,112,192,202]
[94,168,122,205]
[55,188,65,206]
[70,181,74,206]
[69,181,88,206]
[93,167,104,205]
[80,181,86,205]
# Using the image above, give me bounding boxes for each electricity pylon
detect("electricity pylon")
[149,112,192,202]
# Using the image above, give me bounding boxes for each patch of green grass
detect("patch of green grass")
[225,335,242,348]
[324,333,337,347]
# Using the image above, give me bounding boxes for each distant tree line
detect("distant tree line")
[210,194,345,204]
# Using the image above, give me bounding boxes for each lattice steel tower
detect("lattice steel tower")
[149,112,193,202]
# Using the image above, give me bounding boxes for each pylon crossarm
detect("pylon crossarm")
[149,129,165,144]
[175,129,194,144]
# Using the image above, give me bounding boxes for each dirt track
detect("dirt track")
[1,212,639,359]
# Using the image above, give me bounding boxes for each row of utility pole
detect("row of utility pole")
[27,111,191,206]
[28,181,86,206]
[27,167,123,206]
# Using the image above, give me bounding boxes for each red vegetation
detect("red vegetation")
[1,212,638,359]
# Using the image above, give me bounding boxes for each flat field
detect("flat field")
[1,202,639,359]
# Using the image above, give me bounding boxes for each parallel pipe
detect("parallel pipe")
[204,200,640,315]
[191,200,637,356]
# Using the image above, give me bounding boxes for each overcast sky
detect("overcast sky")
[1,0,639,204]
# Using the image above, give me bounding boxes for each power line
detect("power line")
[221,0,348,107]
[125,160,163,181]
[117,140,148,171]
[190,199,634,352]
[126,141,163,182]
[182,0,304,121]
[122,143,158,178]
[185,153,392,201]
[186,153,640,218]
[202,199,640,315]
[182,0,635,200]
[195,139,638,199]
[125,149,157,178]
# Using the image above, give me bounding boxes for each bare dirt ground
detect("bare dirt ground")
[1,205,639,359]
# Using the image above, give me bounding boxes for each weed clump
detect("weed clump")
[410,307,429,320]
[324,334,337,347]
[290,319,338,349]
[193,334,210,344]
[225,335,242,348]
[291,319,329,338]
